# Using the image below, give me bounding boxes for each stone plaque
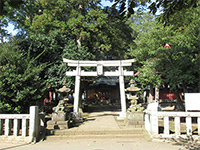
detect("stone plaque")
[185,93,200,111]
[97,64,103,76]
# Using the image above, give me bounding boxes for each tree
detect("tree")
[149,0,199,25]
[156,46,199,92]
[19,30,95,89]
[0,0,23,16]
[15,0,132,60]
[1,0,133,59]
[0,40,47,113]
[127,11,155,50]
[129,7,200,108]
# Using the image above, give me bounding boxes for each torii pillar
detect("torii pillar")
[118,64,127,119]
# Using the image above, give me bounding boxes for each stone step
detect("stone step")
[46,133,145,140]
[47,128,144,136]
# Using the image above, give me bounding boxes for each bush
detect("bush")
[0,41,47,113]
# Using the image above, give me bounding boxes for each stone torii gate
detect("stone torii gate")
[63,59,135,119]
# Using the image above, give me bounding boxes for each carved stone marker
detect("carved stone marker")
[47,86,71,130]
[51,99,68,121]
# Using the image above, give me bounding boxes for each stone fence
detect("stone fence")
[144,110,200,139]
[0,106,45,143]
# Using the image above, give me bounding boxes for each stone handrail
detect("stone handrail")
[0,106,44,143]
[144,110,200,139]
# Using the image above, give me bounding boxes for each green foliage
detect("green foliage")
[45,38,96,89]
[31,0,70,34]
[110,0,199,25]
[153,0,199,26]
[19,30,95,89]
[19,0,132,59]
[111,0,148,18]
[156,47,199,91]
[0,0,23,16]
[0,17,9,43]
[19,30,69,88]
[0,41,47,113]
[136,59,161,86]
[20,30,69,64]
[1,0,133,59]
[129,8,200,93]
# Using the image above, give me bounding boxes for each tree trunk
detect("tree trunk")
[182,82,188,93]
[76,3,83,49]
[0,19,4,43]
[0,35,3,43]
[149,84,154,103]
[155,85,159,102]
[76,36,81,49]
[173,87,184,111]
[199,51,200,92]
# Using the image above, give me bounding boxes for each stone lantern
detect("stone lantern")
[126,79,144,112]
[56,86,71,101]
[125,79,144,127]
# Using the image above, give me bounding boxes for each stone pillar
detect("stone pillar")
[73,65,81,119]
[5,119,9,136]
[29,106,39,143]
[74,76,80,113]
[150,111,158,135]
[145,113,150,132]
[118,64,126,119]
[146,103,159,135]
[186,116,192,135]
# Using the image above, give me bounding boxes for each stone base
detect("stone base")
[47,120,56,129]
[117,112,127,120]
[57,121,69,129]
[127,112,144,120]
[47,120,69,130]
[126,112,144,127]
[52,112,66,121]
[71,112,81,120]
[126,120,144,127]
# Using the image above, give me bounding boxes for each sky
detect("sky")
[6,24,17,36]
[101,0,113,7]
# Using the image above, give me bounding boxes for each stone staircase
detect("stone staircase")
[45,109,150,141]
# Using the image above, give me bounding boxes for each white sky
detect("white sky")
[6,24,17,36]
[101,0,113,7]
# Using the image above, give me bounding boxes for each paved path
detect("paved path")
[77,111,120,130]
[0,111,186,150]
[0,138,185,150]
